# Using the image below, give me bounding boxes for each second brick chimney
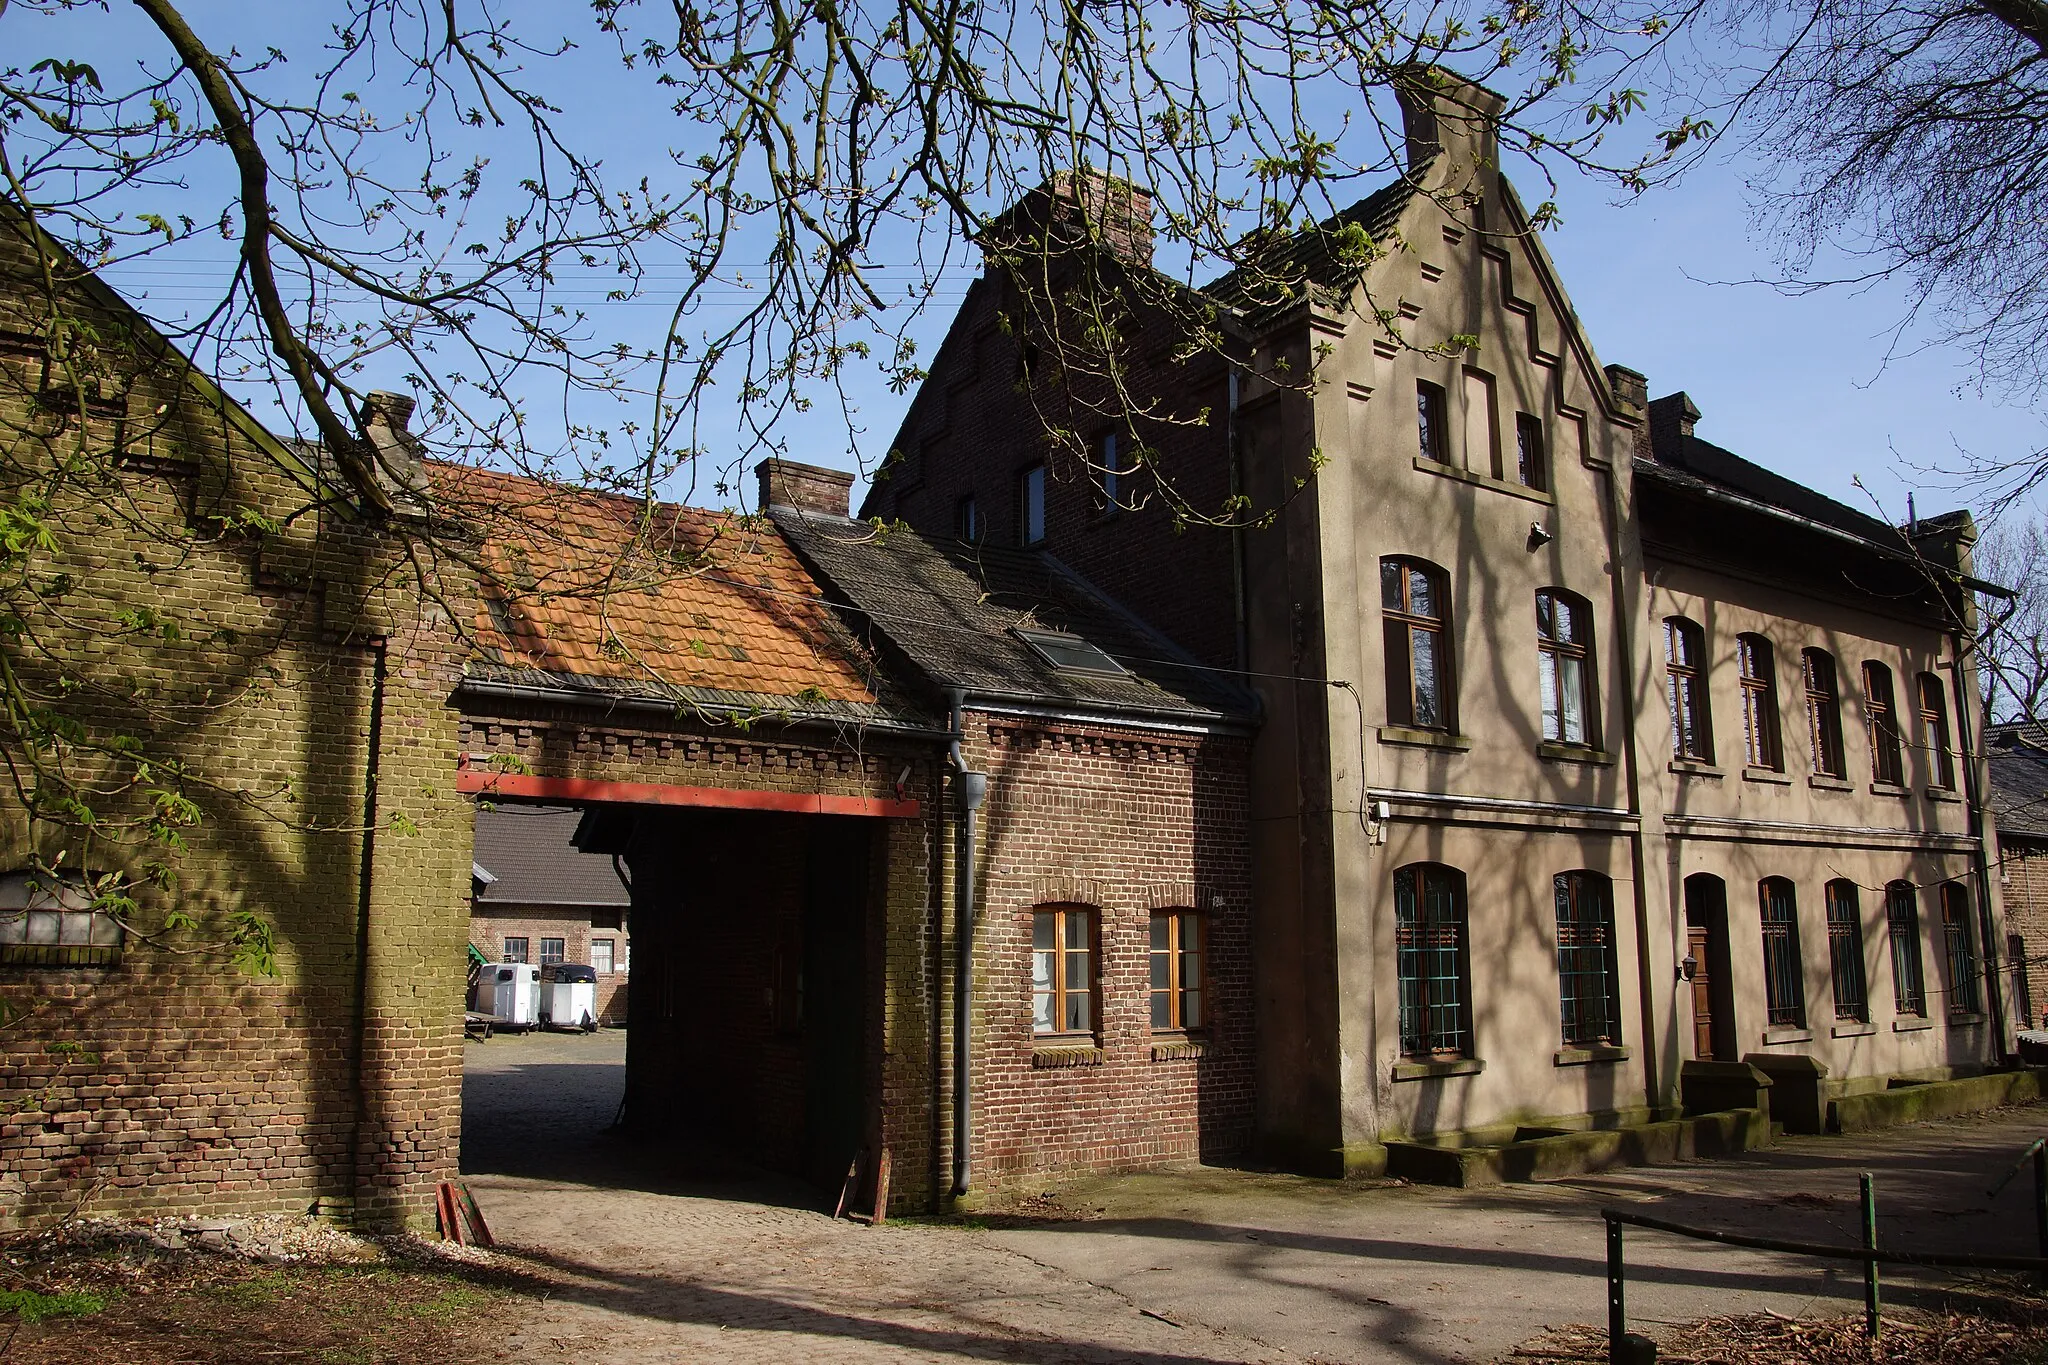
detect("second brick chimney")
[756,458,855,517]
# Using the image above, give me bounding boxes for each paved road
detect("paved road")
[462,1031,2047,1363]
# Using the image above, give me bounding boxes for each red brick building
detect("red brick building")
[1992,723,2048,1028]
[469,805,632,1023]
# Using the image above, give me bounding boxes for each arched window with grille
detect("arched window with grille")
[1394,863,1471,1058]
[1939,882,1981,1017]
[1665,617,1712,762]
[1885,880,1927,1017]
[1759,877,1806,1029]
[1381,558,1453,731]
[1917,673,1956,791]
[1803,649,1847,777]
[1824,879,1868,1023]
[1737,634,1782,770]
[1536,589,1598,747]
[1555,871,1622,1046]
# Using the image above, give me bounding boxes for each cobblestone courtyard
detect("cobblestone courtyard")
[462,1031,2048,1363]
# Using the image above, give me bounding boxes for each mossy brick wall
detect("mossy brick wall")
[0,221,474,1231]
[945,715,1255,1195]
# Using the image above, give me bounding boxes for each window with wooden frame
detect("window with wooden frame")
[1940,881,1981,1016]
[1917,672,1956,790]
[1018,463,1047,546]
[0,871,124,969]
[1381,557,1452,731]
[1536,589,1597,746]
[1554,871,1621,1047]
[1737,634,1782,770]
[1665,617,1712,762]
[1803,648,1847,777]
[502,936,529,964]
[1031,905,1095,1037]
[1864,662,1905,786]
[1416,381,1448,463]
[1149,909,1204,1032]
[1395,863,1471,1058]
[591,938,615,974]
[540,936,566,966]
[1824,879,1868,1022]
[1515,412,1548,491]
[1759,877,1806,1029]
[1885,881,1927,1017]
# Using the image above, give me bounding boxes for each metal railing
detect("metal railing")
[1601,1139,2048,1365]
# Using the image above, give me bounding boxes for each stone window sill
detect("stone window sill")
[1892,1016,1934,1033]
[1150,1036,1208,1062]
[1744,767,1792,786]
[1538,742,1615,767]
[1379,727,1473,753]
[1669,760,1723,779]
[1760,1027,1813,1045]
[1869,782,1911,799]
[1411,454,1557,507]
[1032,1043,1104,1069]
[1927,788,1963,804]
[1392,1056,1485,1082]
[1807,773,1852,792]
[1554,1044,1631,1067]
[1947,1012,1986,1028]
[1830,1021,1876,1039]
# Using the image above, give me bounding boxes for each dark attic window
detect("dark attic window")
[1014,627,1127,676]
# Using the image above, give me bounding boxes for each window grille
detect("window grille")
[1032,905,1094,1035]
[1737,634,1781,769]
[1864,662,1904,786]
[1381,559,1451,730]
[1759,878,1806,1029]
[1940,882,1981,1016]
[1665,618,1712,762]
[1555,872,1621,1046]
[1885,881,1926,1016]
[1803,649,1846,777]
[1395,864,1470,1057]
[1149,910,1204,1031]
[1824,880,1868,1022]
[1537,590,1596,746]
[1918,673,1956,790]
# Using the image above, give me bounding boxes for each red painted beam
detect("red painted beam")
[455,769,919,818]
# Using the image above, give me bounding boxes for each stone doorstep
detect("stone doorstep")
[1383,1109,1770,1188]
[1828,1066,2048,1135]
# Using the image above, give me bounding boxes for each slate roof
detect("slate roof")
[771,507,1256,725]
[1991,723,2048,841]
[1203,164,1433,326]
[435,464,928,728]
[471,805,630,907]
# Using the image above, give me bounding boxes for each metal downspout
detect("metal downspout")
[1227,367,1250,674]
[1948,643,2011,1061]
[946,689,988,1198]
[347,638,388,1224]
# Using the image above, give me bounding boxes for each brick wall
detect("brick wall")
[956,713,1255,1193]
[2003,832,2048,1027]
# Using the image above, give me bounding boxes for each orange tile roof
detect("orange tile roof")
[433,464,881,708]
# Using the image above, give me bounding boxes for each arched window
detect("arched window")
[1555,871,1621,1047]
[0,870,122,968]
[1030,904,1095,1037]
[1864,662,1904,786]
[1394,863,1471,1057]
[1759,877,1806,1029]
[1664,617,1712,762]
[1803,649,1847,778]
[1884,880,1926,1017]
[1381,558,1452,731]
[1824,879,1868,1023]
[1149,908,1204,1032]
[1918,673,1956,791]
[1737,634,1782,770]
[1536,589,1598,746]
[1939,882,1981,1016]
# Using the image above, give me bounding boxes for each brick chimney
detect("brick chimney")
[359,388,427,508]
[1393,66,1505,178]
[756,458,854,517]
[984,169,1156,271]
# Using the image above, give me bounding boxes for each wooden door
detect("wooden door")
[1688,924,1718,1059]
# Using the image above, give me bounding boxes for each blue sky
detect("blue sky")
[43,1,2044,528]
